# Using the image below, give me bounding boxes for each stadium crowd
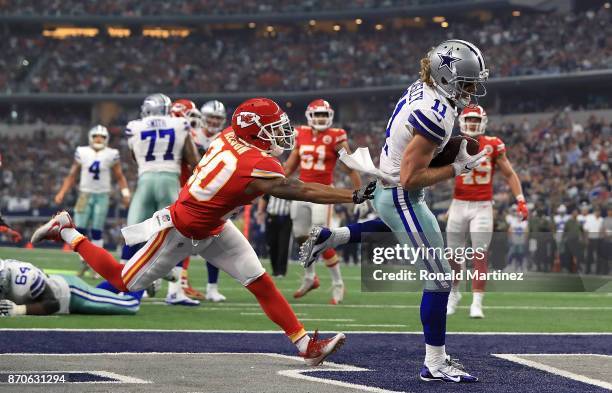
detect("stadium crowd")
[1,0,461,16]
[1,8,609,95]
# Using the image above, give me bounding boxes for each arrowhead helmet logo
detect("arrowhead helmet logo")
[236,112,261,128]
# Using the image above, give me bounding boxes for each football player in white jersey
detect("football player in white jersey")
[299,40,488,382]
[121,93,200,306]
[55,125,130,277]
[172,99,228,302]
[0,259,141,317]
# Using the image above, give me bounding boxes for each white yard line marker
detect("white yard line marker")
[2,353,403,393]
[0,370,151,384]
[1,328,611,335]
[340,324,407,328]
[143,301,612,311]
[300,318,355,322]
[493,354,612,390]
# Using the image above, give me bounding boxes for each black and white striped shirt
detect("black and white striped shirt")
[266,196,291,216]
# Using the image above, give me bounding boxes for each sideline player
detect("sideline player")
[172,99,227,302]
[299,40,489,381]
[32,97,376,366]
[0,259,141,317]
[122,94,200,306]
[284,99,361,304]
[445,105,528,318]
[55,125,130,277]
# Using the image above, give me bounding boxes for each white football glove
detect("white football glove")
[0,299,20,317]
[451,139,487,176]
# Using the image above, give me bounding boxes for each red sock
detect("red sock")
[74,238,128,292]
[472,254,488,292]
[182,257,190,270]
[247,273,305,342]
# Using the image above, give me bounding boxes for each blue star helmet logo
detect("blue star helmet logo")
[437,48,461,71]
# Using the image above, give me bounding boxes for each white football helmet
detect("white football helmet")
[459,105,488,137]
[306,99,334,131]
[201,100,227,133]
[88,125,109,150]
[428,39,489,108]
[0,260,10,299]
[141,93,171,117]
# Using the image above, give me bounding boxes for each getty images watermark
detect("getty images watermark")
[370,244,524,283]
[359,232,611,292]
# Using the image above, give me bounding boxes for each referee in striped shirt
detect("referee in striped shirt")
[257,195,292,277]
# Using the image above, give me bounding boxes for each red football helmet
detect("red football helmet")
[171,99,204,131]
[459,105,488,137]
[232,98,295,156]
[305,99,334,131]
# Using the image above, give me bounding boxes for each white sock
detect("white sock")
[451,285,460,295]
[60,228,83,245]
[91,239,104,249]
[327,263,343,285]
[304,264,316,280]
[331,227,350,247]
[425,344,447,370]
[472,292,484,306]
[295,334,311,353]
[207,283,218,293]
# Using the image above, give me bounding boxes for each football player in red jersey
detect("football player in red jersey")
[284,99,361,304]
[31,98,376,366]
[171,99,227,302]
[446,105,528,318]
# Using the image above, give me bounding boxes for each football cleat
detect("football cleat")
[30,211,75,243]
[145,279,162,298]
[420,356,478,383]
[300,331,346,366]
[206,284,226,302]
[446,289,462,315]
[330,282,345,305]
[165,292,200,306]
[293,275,320,299]
[184,286,206,300]
[299,227,334,268]
[469,303,485,319]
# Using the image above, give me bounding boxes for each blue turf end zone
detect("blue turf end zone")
[2,331,610,392]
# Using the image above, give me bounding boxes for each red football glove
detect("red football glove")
[516,199,529,221]
[0,226,22,243]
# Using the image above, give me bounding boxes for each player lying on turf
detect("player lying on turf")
[0,259,142,317]
[31,97,376,366]
[299,40,489,382]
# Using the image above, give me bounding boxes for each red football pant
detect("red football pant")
[247,273,305,342]
[74,238,128,292]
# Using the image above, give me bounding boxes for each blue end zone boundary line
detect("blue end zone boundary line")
[2,329,611,393]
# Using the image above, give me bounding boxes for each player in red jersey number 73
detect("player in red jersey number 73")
[446,105,528,318]
[31,97,376,366]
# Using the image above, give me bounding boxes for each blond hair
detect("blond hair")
[419,56,435,88]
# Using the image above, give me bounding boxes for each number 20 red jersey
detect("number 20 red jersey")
[295,125,347,185]
[453,135,506,201]
[170,128,285,239]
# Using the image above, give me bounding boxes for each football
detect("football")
[429,135,480,167]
